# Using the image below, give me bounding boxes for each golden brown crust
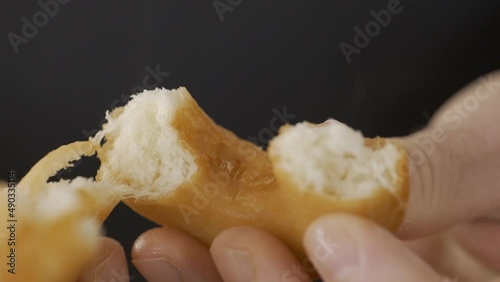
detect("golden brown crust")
[0,189,100,282]
[0,142,118,282]
[115,93,409,264]
[122,93,283,249]
[19,141,96,193]
[20,141,119,222]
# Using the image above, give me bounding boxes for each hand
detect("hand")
[77,237,130,282]
[84,71,500,281]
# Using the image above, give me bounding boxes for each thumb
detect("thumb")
[396,70,500,239]
[77,238,129,282]
[303,214,445,282]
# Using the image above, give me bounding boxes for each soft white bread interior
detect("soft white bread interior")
[94,88,197,199]
[268,119,405,200]
[94,87,409,263]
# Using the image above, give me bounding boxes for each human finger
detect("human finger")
[210,226,312,282]
[132,227,222,282]
[396,70,500,238]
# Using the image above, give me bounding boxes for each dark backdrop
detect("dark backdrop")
[1,0,499,281]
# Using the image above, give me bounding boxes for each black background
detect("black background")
[1,0,499,281]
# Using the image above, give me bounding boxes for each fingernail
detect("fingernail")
[304,226,359,280]
[94,248,129,282]
[133,257,183,282]
[223,248,255,282]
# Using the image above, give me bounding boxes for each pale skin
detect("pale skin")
[78,71,500,282]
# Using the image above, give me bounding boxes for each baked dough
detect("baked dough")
[0,142,117,282]
[0,87,408,280]
[94,87,409,261]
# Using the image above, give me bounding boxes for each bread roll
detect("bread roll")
[94,87,409,261]
[0,87,408,280]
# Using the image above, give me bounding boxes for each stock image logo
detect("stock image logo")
[213,0,244,21]
[339,0,405,64]
[247,107,297,148]
[7,0,72,54]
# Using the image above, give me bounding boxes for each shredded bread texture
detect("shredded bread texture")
[94,87,198,199]
[269,119,400,199]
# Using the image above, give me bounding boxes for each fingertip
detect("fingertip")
[98,237,125,255]
[211,227,311,282]
[211,226,249,248]
[211,226,280,250]
[132,227,222,282]
[132,227,171,260]
[77,237,128,282]
[304,213,441,282]
[304,213,381,242]
[303,214,377,280]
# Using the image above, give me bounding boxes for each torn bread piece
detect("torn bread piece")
[268,120,409,231]
[0,142,118,282]
[94,87,409,261]
[0,87,408,280]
